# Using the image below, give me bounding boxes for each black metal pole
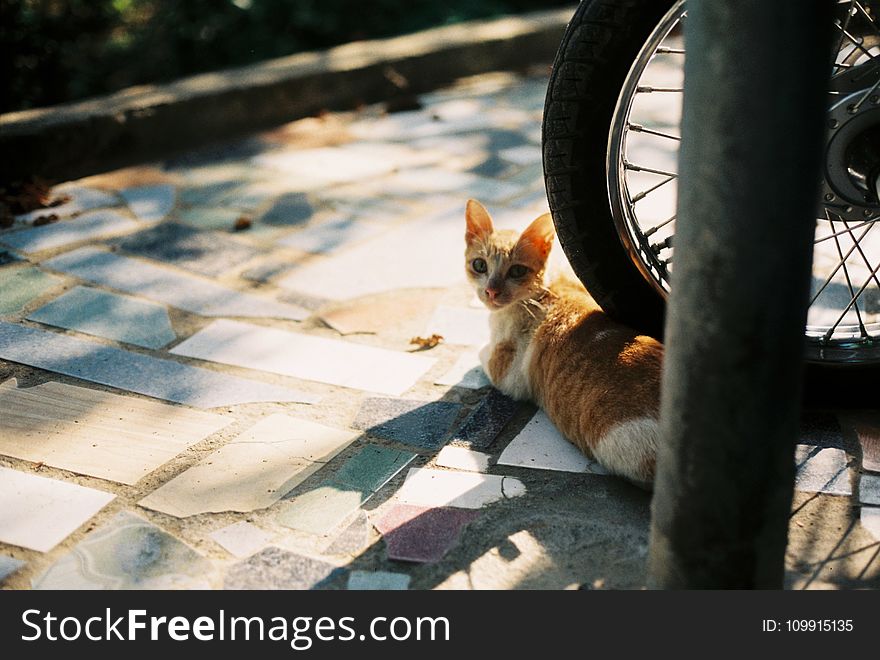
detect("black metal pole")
[648,1,835,588]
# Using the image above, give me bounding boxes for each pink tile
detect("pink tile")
[373,503,479,563]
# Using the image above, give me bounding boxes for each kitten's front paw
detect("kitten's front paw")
[478,344,492,374]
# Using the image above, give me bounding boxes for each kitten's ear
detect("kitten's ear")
[465,199,494,244]
[516,212,555,261]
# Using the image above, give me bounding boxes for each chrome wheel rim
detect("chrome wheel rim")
[607,0,880,365]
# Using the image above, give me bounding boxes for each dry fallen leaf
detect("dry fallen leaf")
[233,216,252,231]
[33,213,59,226]
[410,334,444,350]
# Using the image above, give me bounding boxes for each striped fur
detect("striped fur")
[465,200,663,487]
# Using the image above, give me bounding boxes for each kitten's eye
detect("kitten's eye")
[472,258,488,274]
[507,264,529,279]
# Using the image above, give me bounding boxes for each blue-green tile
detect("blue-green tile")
[0,265,61,316]
[352,398,462,449]
[28,286,176,348]
[332,445,416,493]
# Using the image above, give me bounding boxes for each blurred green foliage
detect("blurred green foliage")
[1,0,572,113]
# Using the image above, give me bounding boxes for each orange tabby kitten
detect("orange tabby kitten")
[464,199,663,488]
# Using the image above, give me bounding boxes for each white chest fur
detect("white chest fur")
[480,305,538,401]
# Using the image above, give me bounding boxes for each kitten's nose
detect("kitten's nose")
[485,287,499,301]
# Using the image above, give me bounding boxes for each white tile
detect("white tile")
[0,209,140,253]
[435,446,491,473]
[498,410,609,474]
[434,351,491,389]
[861,507,880,542]
[277,216,386,254]
[396,467,525,509]
[0,555,25,582]
[498,145,543,166]
[171,319,435,397]
[253,144,412,185]
[794,445,852,496]
[0,466,115,552]
[0,321,316,408]
[347,570,410,590]
[425,305,490,347]
[120,184,176,221]
[138,414,357,517]
[0,378,230,485]
[209,522,276,558]
[43,247,308,320]
[277,206,466,300]
[14,186,120,224]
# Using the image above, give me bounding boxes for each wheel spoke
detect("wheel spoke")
[854,0,880,39]
[631,175,676,203]
[852,75,880,112]
[833,20,878,61]
[814,217,877,243]
[636,86,684,93]
[842,218,880,291]
[624,161,678,178]
[828,213,869,337]
[656,47,685,54]
[823,256,880,340]
[644,214,676,237]
[628,123,681,141]
[809,222,876,306]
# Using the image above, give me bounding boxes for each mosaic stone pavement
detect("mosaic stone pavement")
[1,68,878,590]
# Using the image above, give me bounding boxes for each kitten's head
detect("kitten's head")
[464,199,554,311]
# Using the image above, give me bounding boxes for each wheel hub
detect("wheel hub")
[821,61,880,221]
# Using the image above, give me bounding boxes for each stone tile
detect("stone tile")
[177,207,244,231]
[449,388,523,450]
[0,321,316,408]
[319,290,439,336]
[434,351,491,390]
[28,285,176,348]
[253,145,400,187]
[373,503,480,563]
[241,258,292,283]
[0,209,140,253]
[120,184,176,221]
[277,482,370,535]
[257,192,316,227]
[0,265,62,316]
[33,512,211,589]
[794,445,853,496]
[139,414,356,516]
[323,511,371,555]
[498,410,609,475]
[347,570,410,590]
[171,320,436,397]
[0,378,230,485]
[859,474,880,506]
[332,445,417,493]
[0,466,115,552]
[276,206,466,300]
[352,397,461,449]
[14,186,120,224]
[377,169,520,202]
[424,305,490,347]
[43,247,308,320]
[397,467,526,509]
[113,222,262,277]
[861,507,880,542]
[498,144,542,166]
[179,180,240,207]
[853,420,880,473]
[277,216,386,254]
[0,556,25,583]
[224,547,339,590]
[209,521,276,558]
[435,446,491,473]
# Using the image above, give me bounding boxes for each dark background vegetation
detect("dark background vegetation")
[1,0,572,113]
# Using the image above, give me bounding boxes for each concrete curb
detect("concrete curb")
[0,8,572,184]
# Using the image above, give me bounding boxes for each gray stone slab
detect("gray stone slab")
[113,222,261,277]
[450,388,523,450]
[352,397,462,449]
[28,285,176,348]
[33,512,211,589]
[258,192,316,226]
[347,570,410,590]
[323,511,372,555]
[0,321,317,408]
[43,247,308,320]
[0,265,62,316]
[224,547,340,590]
[241,259,293,283]
[120,184,176,221]
[794,445,853,496]
[278,217,385,254]
[0,556,25,583]
[0,209,140,253]
[859,474,880,506]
